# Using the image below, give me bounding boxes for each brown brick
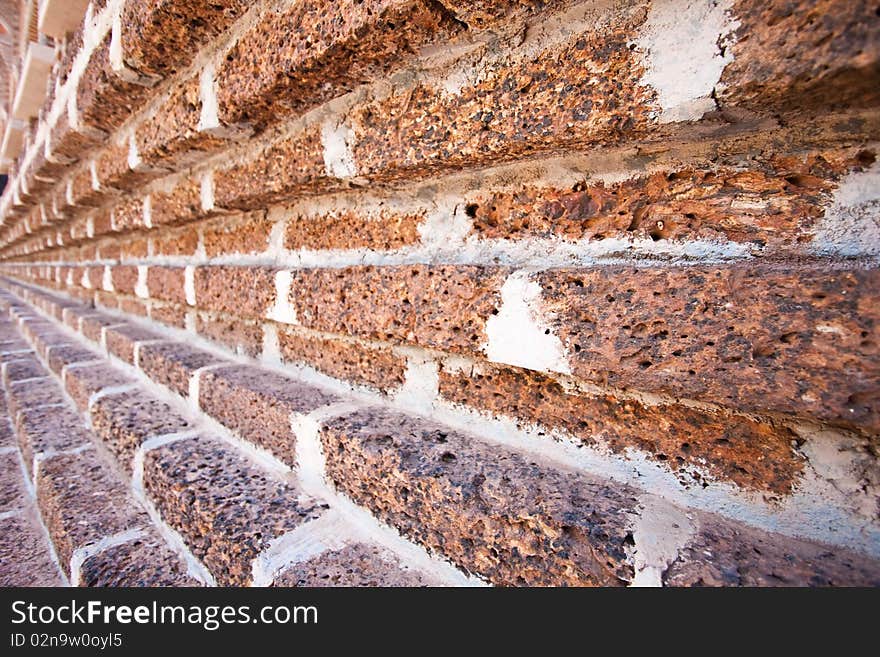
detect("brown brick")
[195,313,262,357]
[665,515,880,587]
[69,166,103,208]
[76,36,151,134]
[215,0,460,131]
[16,405,93,476]
[95,140,160,193]
[136,78,226,167]
[81,314,125,344]
[0,452,26,512]
[112,197,146,232]
[121,1,253,78]
[49,110,103,162]
[278,327,407,392]
[198,364,338,465]
[92,210,114,239]
[438,360,801,494]
[64,364,137,411]
[150,303,188,329]
[467,149,870,248]
[213,125,336,210]
[193,265,276,318]
[119,297,149,317]
[203,212,272,257]
[320,406,637,585]
[90,389,194,473]
[152,228,199,257]
[137,342,226,397]
[110,266,139,295]
[143,435,322,585]
[284,208,423,251]
[146,266,186,304]
[79,529,202,586]
[121,237,150,260]
[7,379,68,419]
[37,450,147,575]
[3,356,49,383]
[46,345,103,376]
[718,0,880,115]
[149,178,204,227]
[95,291,119,310]
[537,265,880,433]
[0,513,65,586]
[290,265,507,354]
[274,542,436,587]
[104,324,166,364]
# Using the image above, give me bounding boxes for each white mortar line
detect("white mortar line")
[70,528,148,587]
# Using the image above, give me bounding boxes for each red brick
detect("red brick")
[104,324,165,364]
[137,342,226,397]
[152,228,199,257]
[110,266,139,295]
[146,266,187,304]
[195,312,262,357]
[193,265,276,318]
[538,265,880,433]
[203,212,272,257]
[149,177,205,228]
[284,208,423,251]
[278,327,407,392]
[150,303,188,329]
[112,197,147,232]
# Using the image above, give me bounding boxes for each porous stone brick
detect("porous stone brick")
[46,345,103,376]
[274,542,437,587]
[0,513,64,586]
[195,313,262,357]
[110,266,139,295]
[143,435,324,585]
[666,514,880,587]
[0,451,26,511]
[49,111,103,162]
[76,36,151,135]
[15,405,94,481]
[284,208,423,252]
[3,356,49,383]
[95,141,161,193]
[121,1,254,78]
[150,303,188,329]
[64,364,137,411]
[119,298,149,317]
[152,228,199,257]
[438,361,802,494]
[69,166,103,208]
[81,314,125,344]
[112,197,147,232]
[90,389,194,473]
[215,0,461,131]
[149,178,204,227]
[278,328,407,392]
[146,266,187,304]
[79,530,202,586]
[104,324,166,364]
[538,265,880,433]
[193,265,277,318]
[320,406,637,585]
[203,212,273,257]
[198,364,339,465]
[7,378,67,418]
[121,237,150,260]
[467,149,872,248]
[37,450,148,575]
[137,342,226,397]
[289,265,507,354]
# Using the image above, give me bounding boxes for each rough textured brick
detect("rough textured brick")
[467,149,873,247]
[284,208,423,251]
[16,405,93,475]
[64,364,137,411]
[95,141,160,193]
[195,313,262,357]
[289,265,507,354]
[3,356,49,383]
[193,266,276,318]
[0,452,27,511]
[79,530,202,586]
[110,266,139,295]
[81,314,125,344]
[203,212,273,257]
[438,360,802,494]
[215,0,461,130]
[46,345,103,376]
[149,178,205,227]
[278,328,407,392]
[153,228,199,257]
[49,111,103,162]
[320,406,637,585]
[90,390,194,473]
[112,197,147,232]
[198,364,339,465]
[76,37,151,134]
[143,435,323,585]
[104,324,165,364]
[121,1,254,78]
[150,303,189,329]
[538,266,880,433]
[137,342,225,397]
[7,378,68,418]
[0,513,65,586]
[136,78,227,167]
[274,543,436,587]
[37,450,147,574]
[146,266,187,304]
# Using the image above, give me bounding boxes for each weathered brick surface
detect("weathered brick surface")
[0,513,64,586]
[137,342,226,397]
[90,389,194,473]
[143,435,323,585]
[195,312,262,357]
[79,530,202,587]
[538,266,880,433]
[121,1,254,78]
[146,266,187,304]
[215,0,461,131]
[284,208,423,252]
[278,328,407,392]
[36,450,147,574]
[104,324,165,364]
[438,361,801,493]
[149,178,205,227]
[274,542,436,587]
[193,265,276,318]
[64,364,137,411]
[198,364,338,464]
[153,228,199,257]
[203,212,273,257]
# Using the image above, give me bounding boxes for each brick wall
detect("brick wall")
[0,0,878,586]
